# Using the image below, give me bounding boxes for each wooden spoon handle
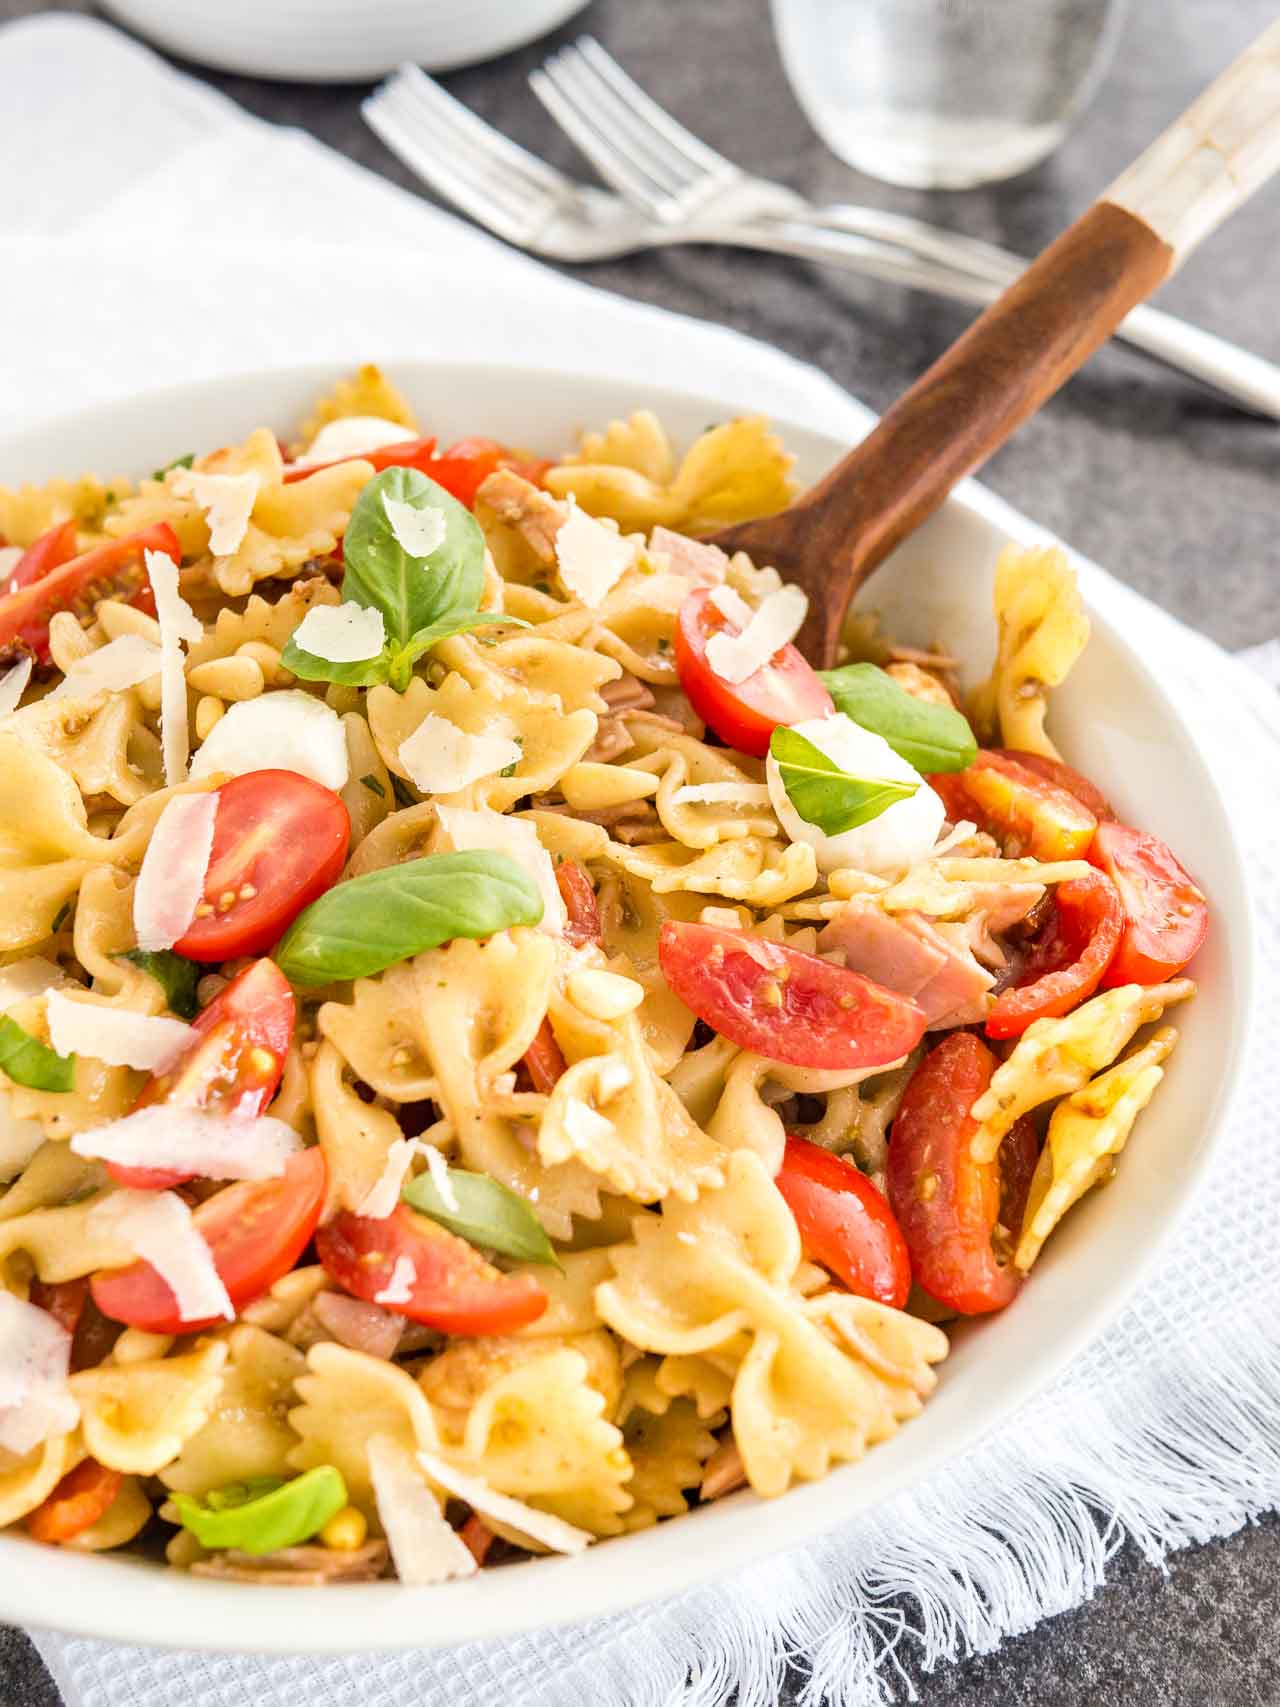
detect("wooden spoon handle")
[713,19,1280,667]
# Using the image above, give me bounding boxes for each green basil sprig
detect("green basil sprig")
[172,1467,347,1555]
[819,662,977,773]
[120,949,201,1021]
[0,1015,74,1092]
[274,850,544,986]
[282,467,524,692]
[770,727,917,835]
[403,1165,557,1266]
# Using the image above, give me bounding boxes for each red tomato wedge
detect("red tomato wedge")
[0,522,180,665]
[886,1032,1020,1315]
[105,958,295,1189]
[26,1459,124,1545]
[28,1277,88,1338]
[993,749,1115,823]
[1089,820,1208,986]
[555,858,601,948]
[775,1134,910,1307]
[658,920,926,1070]
[174,770,350,964]
[6,519,79,594]
[91,1147,327,1333]
[431,437,552,508]
[282,435,439,483]
[928,750,1097,861]
[316,1204,547,1335]
[985,870,1122,1039]
[674,586,833,757]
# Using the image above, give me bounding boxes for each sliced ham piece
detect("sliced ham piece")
[648,527,728,587]
[476,470,564,564]
[820,897,993,1029]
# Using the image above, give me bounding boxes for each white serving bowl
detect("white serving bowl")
[101,0,592,81]
[0,362,1253,1653]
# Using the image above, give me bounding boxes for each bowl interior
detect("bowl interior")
[0,362,1252,1653]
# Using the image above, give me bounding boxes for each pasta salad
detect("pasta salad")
[0,367,1207,1582]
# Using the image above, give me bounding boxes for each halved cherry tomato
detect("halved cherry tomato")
[992,749,1115,822]
[556,858,601,948]
[522,1019,568,1093]
[282,435,439,483]
[886,1032,1020,1315]
[0,523,180,664]
[431,437,552,509]
[316,1204,547,1335]
[775,1134,910,1307]
[26,1459,124,1545]
[91,1147,327,1333]
[928,750,1097,861]
[985,870,1122,1039]
[999,1115,1041,1245]
[6,519,79,594]
[1088,820,1208,986]
[674,586,833,758]
[174,770,350,964]
[28,1277,88,1337]
[658,920,926,1070]
[105,958,296,1190]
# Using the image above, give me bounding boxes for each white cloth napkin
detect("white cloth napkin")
[4,15,1279,1707]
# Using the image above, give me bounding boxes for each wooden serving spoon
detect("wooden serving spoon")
[711,20,1280,667]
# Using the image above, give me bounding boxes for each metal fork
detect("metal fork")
[529,36,1280,420]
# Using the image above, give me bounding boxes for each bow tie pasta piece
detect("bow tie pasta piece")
[596,1151,947,1498]
[292,364,418,459]
[610,834,817,907]
[62,1476,153,1554]
[308,1042,409,1216]
[436,629,622,717]
[619,1398,722,1532]
[1015,1027,1178,1272]
[0,473,130,549]
[420,1328,623,1428]
[969,980,1196,1164]
[160,1326,307,1499]
[704,1052,889,1180]
[537,571,686,689]
[967,546,1089,759]
[654,1353,737,1420]
[509,1248,615,1338]
[69,1340,228,1476]
[217,457,373,600]
[0,1431,80,1530]
[185,578,341,674]
[622,729,777,851]
[4,685,158,807]
[0,1187,139,1287]
[105,427,284,564]
[595,870,702,1074]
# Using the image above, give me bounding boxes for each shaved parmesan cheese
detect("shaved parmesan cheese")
[422,1142,459,1213]
[383,494,447,560]
[49,634,161,701]
[46,991,193,1070]
[146,547,201,786]
[293,416,415,469]
[190,690,349,790]
[72,1106,302,1180]
[133,791,218,952]
[88,1190,233,1323]
[399,714,520,796]
[358,1136,458,1219]
[555,500,636,608]
[374,1255,416,1307]
[435,805,565,935]
[0,655,32,717]
[563,1096,615,1148]
[0,1292,79,1457]
[291,600,385,664]
[418,1450,593,1555]
[705,584,808,685]
[670,782,773,806]
[171,468,259,558]
[368,1435,476,1585]
[708,585,753,626]
[0,957,68,1012]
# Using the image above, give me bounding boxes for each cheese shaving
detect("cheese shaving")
[133,790,218,952]
[46,991,193,1071]
[435,804,565,935]
[367,1435,476,1585]
[49,634,162,701]
[145,547,201,786]
[705,584,808,684]
[290,600,386,664]
[422,1142,459,1213]
[418,1450,593,1555]
[383,494,447,560]
[0,1291,79,1458]
[0,957,68,1013]
[670,782,774,806]
[555,500,636,608]
[88,1190,233,1323]
[190,690,349,790]
[171,468,260,557]
[358,1137,458,1219]
[0,655,32,717]
[374,1255,417,1307]
[293,416,415,469]
[707,585,753,626]
[563,1096,616,1148]
[71,1105,303,1180]
[398,713,520,796]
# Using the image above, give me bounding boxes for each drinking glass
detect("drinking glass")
[771,0,1130,189]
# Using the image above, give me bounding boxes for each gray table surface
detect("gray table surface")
[2,0,1278,1702]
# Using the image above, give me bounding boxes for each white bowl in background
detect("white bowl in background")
[0,361,1253,1652]
[101,0,592,82]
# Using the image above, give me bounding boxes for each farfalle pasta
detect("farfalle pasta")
[0,368,1207,1585]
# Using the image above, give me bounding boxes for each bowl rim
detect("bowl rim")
[0,359,1257,1654]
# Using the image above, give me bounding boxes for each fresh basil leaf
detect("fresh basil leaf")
[120,949,200,1021]
[274,850,544,986]
[151,452,194,482]
[386,611,530,690]
[278,635,393,688]
[342,467,486,648]
[402,1166,557,1265]
[0,1015,75,1092]
[173,1467,346,1556]
[819,662,977,773]
[770,726,917,835]
[204,1476,285,1512]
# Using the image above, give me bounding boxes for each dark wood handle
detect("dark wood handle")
[713,202,1174,665]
